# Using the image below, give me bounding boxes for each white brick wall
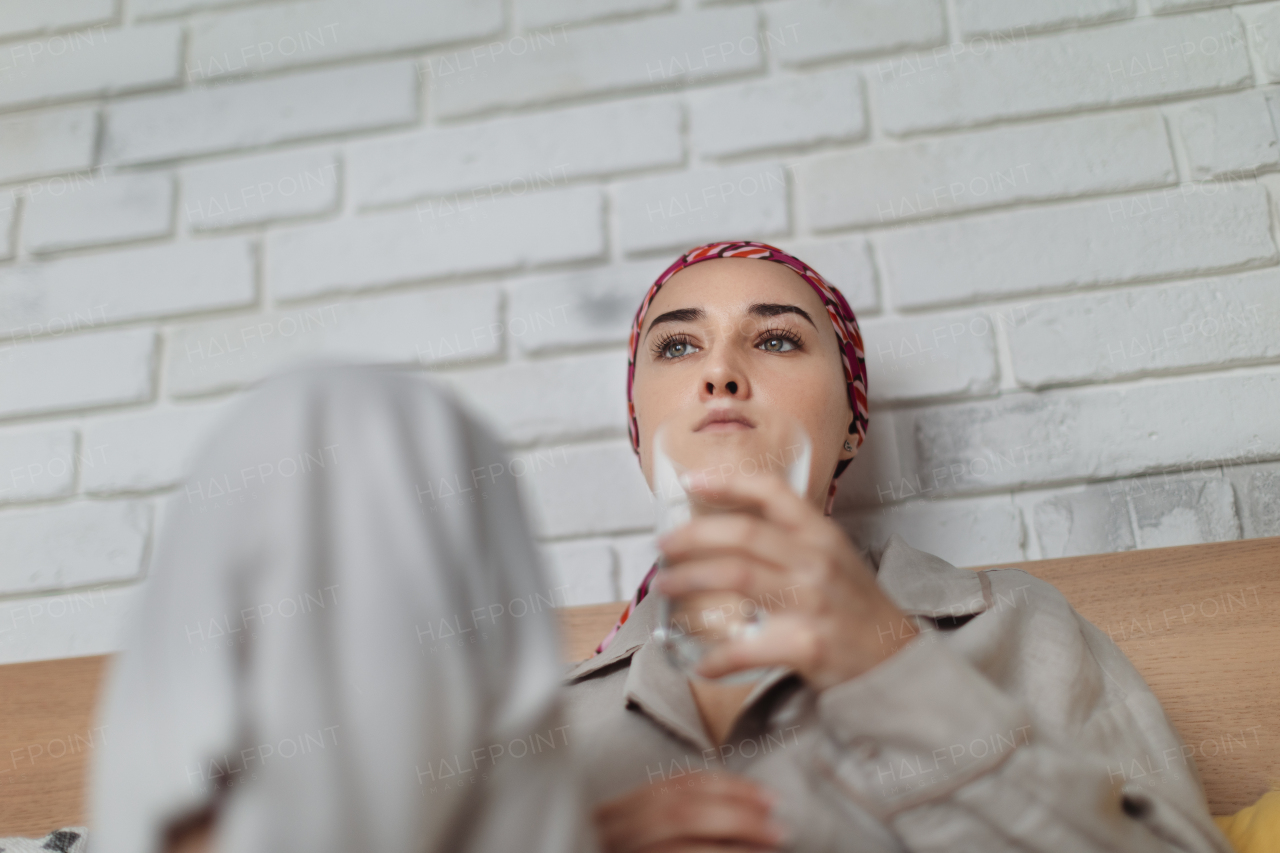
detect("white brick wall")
[873,11,1253,136]
[24,171,174,253]
[0,500,152,595]
[0,238,256,332]
[181,146,340,229]
[0,1,114,41]
[798,110,1175,229]
[0,106,97,184]
[0,24,182,112]
[0,428,77,504]
[952,0,1135,37]
[4,0,1280,663]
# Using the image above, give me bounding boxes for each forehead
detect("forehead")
[643,257,829,330]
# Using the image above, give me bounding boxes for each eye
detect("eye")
[654,333,700,360]
[757,329,802,353]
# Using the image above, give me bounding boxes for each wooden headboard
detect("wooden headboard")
[2,536,1277,836]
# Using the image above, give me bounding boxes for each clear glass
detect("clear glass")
[648,404,812,683]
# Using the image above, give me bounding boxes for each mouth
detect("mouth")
[694,409,756,432]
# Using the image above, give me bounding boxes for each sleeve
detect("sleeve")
[808,628,1235,853]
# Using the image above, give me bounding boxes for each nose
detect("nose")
[700,347,749,401]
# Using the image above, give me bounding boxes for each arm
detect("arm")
[657,476,1233,853]
[811,623,1232,852]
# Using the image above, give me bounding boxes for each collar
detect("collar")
[565,534,991,683]
[564,588,659,682]
[871,533,991,618]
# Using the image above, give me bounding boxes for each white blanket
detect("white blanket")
[89,365,595,853]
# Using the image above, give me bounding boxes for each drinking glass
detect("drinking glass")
[649,404,812,682]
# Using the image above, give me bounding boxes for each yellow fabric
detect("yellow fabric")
[1215,790,1280,853]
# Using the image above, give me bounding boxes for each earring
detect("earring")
[843,440,853,451]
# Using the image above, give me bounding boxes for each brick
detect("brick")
[1125,475,1240,547]
[267,186,603,301]
[881,185,1277,309]
[612,533,658,598]
[873,11,1252,136]
[689,67,866,158]
[518,0,672,29]
[182,147,339,230]
[764,0,946,66]
[0,106,96,184]
[860,309,999,404]
[23,171,173,254]
[1027,485,1135,559]
[506,260,670,355]
[1151,0,1234,12]
[349,96,682,209]
[0,582,142,664]
[441,351,628,446]
[896,370,1280,495]
[133,0,247,19]
[0,238,255,339]
[835,494,1024,567]
[1007,269,1280,388]
[1177,92,1280,180]
[103,60,417,166]
[426,8,761,119]
[186,0,501,81]
[1224,460,1280,538]
[954,0,1134,38]
[81,400,233,494]
[539,539,616,605]
[1240,5,1280,83]
[518,440,654,538]
[0,501,151,596]
[166,286,501,397]
[0,428,77,505]
[614,162,789,255]
[0,0,114,40]
[0,25,181,113]
[799,110,1175,230]
[775,237,879,313]
[0,329,155,420]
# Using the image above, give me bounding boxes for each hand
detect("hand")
[594,772,786,853]
[656,473,919,690]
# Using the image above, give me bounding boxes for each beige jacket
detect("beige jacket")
[563,535,1233,853]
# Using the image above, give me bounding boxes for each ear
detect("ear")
[838,423,857,461]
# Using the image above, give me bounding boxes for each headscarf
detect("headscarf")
[597,240,868,655]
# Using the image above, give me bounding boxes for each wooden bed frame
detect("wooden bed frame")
[2,536,1277,837]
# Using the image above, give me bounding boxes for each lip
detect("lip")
[694,410,756,432]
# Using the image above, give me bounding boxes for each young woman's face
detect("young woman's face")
[631,257,855,509]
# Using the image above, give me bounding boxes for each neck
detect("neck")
[688,677,758,746]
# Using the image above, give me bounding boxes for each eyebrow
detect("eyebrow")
[643,307,704,341]
[749,303,817,328]
[643,303,818,341]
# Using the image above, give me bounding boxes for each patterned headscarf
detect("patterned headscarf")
[596,240,869,655]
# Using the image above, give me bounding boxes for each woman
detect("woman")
[569,241,1232,853]
[92,242,1229,853]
